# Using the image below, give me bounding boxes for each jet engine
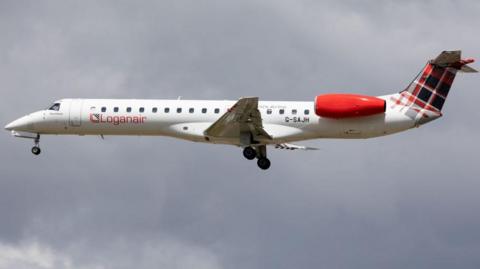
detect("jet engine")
[314,94,386,118]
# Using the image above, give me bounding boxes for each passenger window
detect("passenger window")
[139,107,145,113]
[177,108,182,113]
[164,108,170,113]
[152,107,158,113]
[304,109,309,115]
[101,107,107,112]
[48,103,61,111]
[114,107,119,113]
[279,109,284,115]
[189,108,194,113]
[202,108,207,113]
[267,109,272,115]
[214,108,220,114]
[292,109,297,115]
[126,107,132,113]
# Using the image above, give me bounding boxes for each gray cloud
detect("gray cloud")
[1,0,480,268]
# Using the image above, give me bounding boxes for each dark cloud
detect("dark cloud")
[1,0,480,268]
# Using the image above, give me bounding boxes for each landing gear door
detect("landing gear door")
[69,99,83,127]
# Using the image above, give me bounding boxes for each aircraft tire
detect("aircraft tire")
[257,158,271,170]
[243,147,256,160]
[31,146,41,155]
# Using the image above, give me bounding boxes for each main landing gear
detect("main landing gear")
[243,145,271,170]
[257,157,271,170]
[242,147,256,160]
[31,134,41,155]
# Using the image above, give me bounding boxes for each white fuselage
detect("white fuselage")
[8,95,422,146]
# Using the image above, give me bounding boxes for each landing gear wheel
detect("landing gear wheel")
[243,147,256,160]
[31,146,41,155]
[257,158,271,170]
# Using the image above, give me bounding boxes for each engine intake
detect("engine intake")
[314,94,386,119]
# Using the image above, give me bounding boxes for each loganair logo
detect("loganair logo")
[89,113,146,125]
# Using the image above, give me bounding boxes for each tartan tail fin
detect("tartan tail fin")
[401,50,476,112]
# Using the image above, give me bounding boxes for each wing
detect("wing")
[274,143,318,150]
[204,97,272,142]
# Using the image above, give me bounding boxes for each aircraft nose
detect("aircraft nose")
[4,122,14,131]
[4,116,33,132]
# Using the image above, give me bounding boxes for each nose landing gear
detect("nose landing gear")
[242,145,271,170]
[31,146,41,155]
[31,134,41,155]
[10,132,42,155]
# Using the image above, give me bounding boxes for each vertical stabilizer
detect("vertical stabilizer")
[390,50,476,124]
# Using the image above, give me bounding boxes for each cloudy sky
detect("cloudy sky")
[1,0,480,268]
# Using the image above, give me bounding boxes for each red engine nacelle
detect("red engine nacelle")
[314,94,386,119]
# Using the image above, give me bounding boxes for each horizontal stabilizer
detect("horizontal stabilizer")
[432,50,461,65]
[431,50,477,72]
[274,143,318,150]
[460,64,478,73]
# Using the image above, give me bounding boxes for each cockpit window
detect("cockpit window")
[48,103,61,111]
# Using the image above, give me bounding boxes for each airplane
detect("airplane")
[4,50,477,170]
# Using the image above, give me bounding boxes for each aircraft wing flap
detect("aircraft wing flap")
[274,143,318,150]
[204,97,272,141]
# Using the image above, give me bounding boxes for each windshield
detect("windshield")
[48,103,61,111]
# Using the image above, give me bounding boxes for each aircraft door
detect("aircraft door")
[69,99,83,127]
